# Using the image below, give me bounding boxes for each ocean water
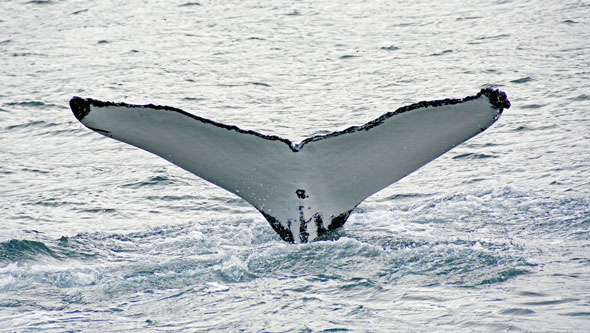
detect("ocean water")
[1,0,589,331]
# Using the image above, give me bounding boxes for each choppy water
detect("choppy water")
[1,0,589,331]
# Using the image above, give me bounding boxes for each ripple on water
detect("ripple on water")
[5,120,57,131]
[71,9,88,15]
[520,103,545,109]
[573,94,590,101]
[452,152,497,159]
[500,308,535,315]
[522,298,578,306]
[560,312,590,317]
[380,45,400,51]
[5,101,58,109]
[26,0,53,4]
[120,176,178,188]
[510,77,534,84]
[339,54,361,59]
[248,81,271,87]
[429,49,453,56]
[179,2,201,7]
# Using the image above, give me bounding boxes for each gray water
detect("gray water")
[1,0,589,331]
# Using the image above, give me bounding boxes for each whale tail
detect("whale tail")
[70,89,510,243]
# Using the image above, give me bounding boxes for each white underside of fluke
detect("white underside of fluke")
[70,89,509,243]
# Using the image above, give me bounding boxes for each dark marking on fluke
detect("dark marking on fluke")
[295,189,308,199]
[260,208,352,243]
[261,211,295,243]
[69,97,91,120]
[316,211,351,235]
[298,206,309,242]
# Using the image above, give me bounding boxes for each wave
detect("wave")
[478,268,530,285]
[0,239,57,262]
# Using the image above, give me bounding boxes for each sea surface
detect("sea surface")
[1,0,589,331]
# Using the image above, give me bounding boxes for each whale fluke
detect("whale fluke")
[70,89,510,243]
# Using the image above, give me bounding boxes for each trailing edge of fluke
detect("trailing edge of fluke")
[70,88,510,243]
